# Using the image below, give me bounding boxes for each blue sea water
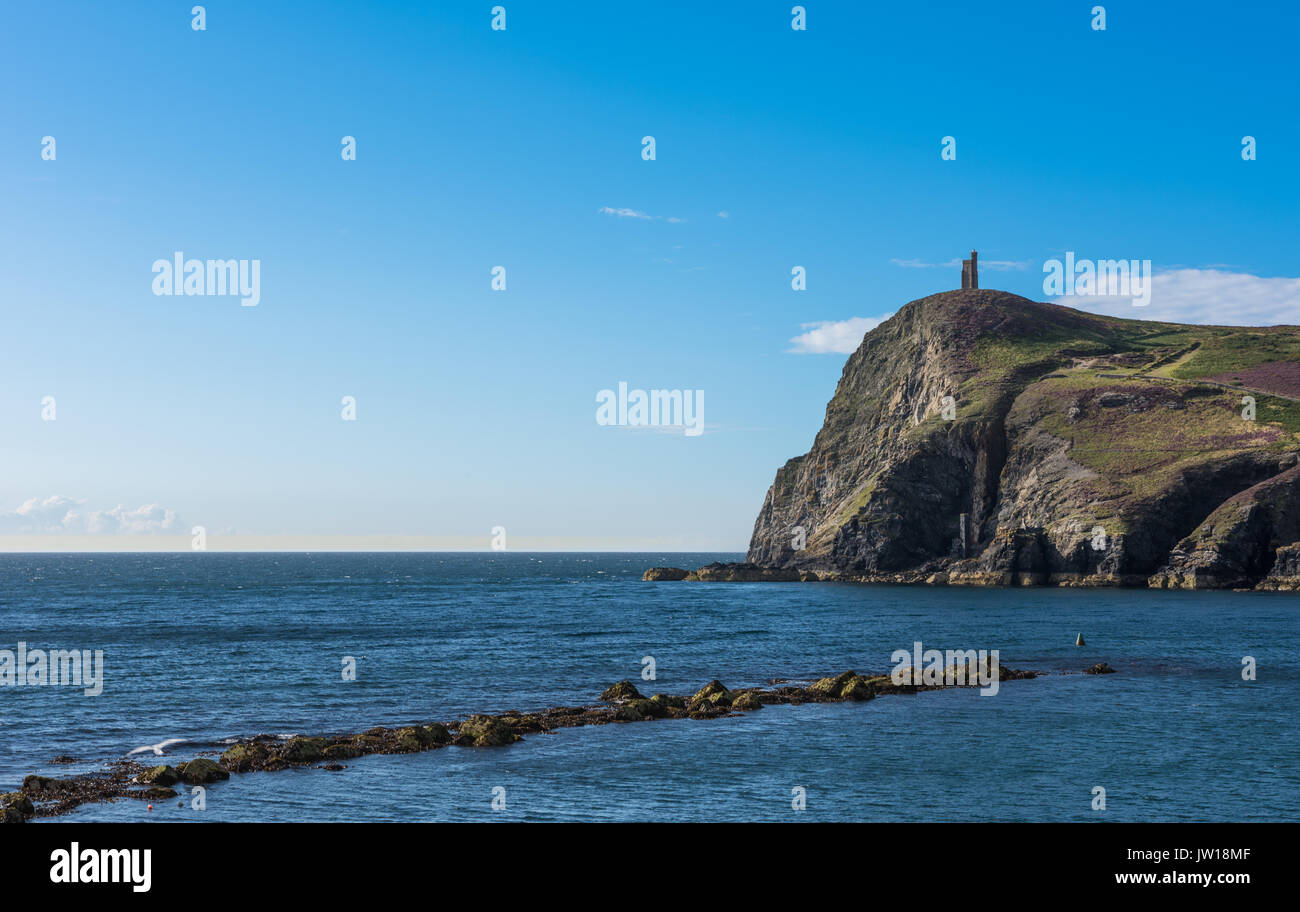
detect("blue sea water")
[0,552,1295,822]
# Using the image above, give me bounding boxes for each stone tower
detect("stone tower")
[961,250,978,289]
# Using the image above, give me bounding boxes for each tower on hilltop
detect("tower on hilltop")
[961,250,978,289]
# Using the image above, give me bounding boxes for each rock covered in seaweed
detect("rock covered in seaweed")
[279,737,327,764]
[600,680,644,701]
[731,691,764,710]
[454,715,518,747]
[133,786,178,800]
[614,698,661,721]
[1,792,34,823]
[689,680,733,708]
[177,757,230,784]
[21,775,73,795]
[642,567,690,581]
[691,562,810,582]
[135,764,180,786]
[649,693,685,712]
[810,671,858,696]
[220,743,269,772]
[839,676,877,701]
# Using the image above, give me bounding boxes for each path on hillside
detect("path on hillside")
[1144,373,1300,404]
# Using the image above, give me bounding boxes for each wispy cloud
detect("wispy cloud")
[891,257,1029,271]
[1060,268,1300,326]
[0,496,183,534]
[788,315,893,354]
[598,206,684,223]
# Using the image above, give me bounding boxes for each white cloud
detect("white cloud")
[12,495,86,532]
[86,504,182,534]
[788,315,893,354]
[598,206,684,223]
[1,496,182,534]
[599,206,651,220]
[717,210,729,219]
[1054,268,1300,326]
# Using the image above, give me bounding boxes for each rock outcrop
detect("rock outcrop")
[599,680,644,701]
[689,562,812,582]
[1258,543,1300,590]
[135,764,180,786]
[177,757,230,784]
[454,715,518,747]
[642,567,690,581]
[1148,464,1300,588]
[739,289,1300,589]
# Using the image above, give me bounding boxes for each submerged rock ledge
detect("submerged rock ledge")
[646,557,1300,589]
[3,663,1056,821]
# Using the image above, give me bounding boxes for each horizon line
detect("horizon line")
[0,549,745,555]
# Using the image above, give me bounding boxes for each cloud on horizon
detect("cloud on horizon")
[788,315,893,354]
[0,496,183,534]
[1056,268,1300,326]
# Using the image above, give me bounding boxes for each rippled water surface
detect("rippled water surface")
[1,552,1295,822]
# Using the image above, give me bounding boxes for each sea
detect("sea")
[1,552,1295,822]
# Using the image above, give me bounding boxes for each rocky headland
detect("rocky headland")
[647,289,1300,590]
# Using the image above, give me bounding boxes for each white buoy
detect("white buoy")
[1075,633,1086,646]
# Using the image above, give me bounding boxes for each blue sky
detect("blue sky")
[1,0,1296,550]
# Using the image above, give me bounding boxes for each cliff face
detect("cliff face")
[746,289,1300,588]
